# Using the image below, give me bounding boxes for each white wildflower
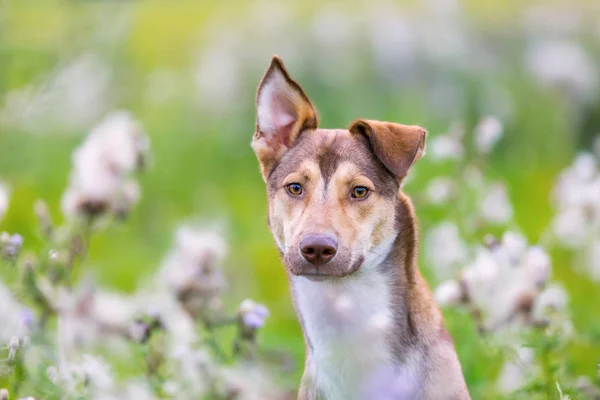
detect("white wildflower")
[61,111,149,219]
[310,8,359,84]
[0,53,110,134]
[418,0,470,69]
[161,227,227,293]
[79,354,114,391]
[171,345,211,397]
[91,291,137,330]
[159,226,227,318]
[497,347,536,393]
[81,111,148,173]
[441,233,557,331]
[47,366,59,383]
[463,165,486,191]
[552,207,588,248]
[119,380,155,400]
[434,280,463,305]
[57,354,114,395]
[479,183,513,224]
[552,154,598,212]
[49,54,111,130]
[368,7,416,83]
[0,181,9,220]
[0,280,32,341]
[425,222,468,279]
[8,336,19,361]
[56,282,137,358]
[194,38,241,111]
[474,116,503,154]
[429,134,464,162]
[550,151,600,269]
[57,293,100,357]
[500,231,528,259]
[139,290,197,353]
[571,152,597,181]
[533,284,568,322]
[523,246,551,287]
[426,177,455,205]
[527,40,597,103]
[460,247,500,290]
[162,380,180,397]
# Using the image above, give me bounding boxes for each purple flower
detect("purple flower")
[253,304,270,319]
[129,320,151,343]
[1,232,23,259]
[20,308,35,330]
[10,234,23,247]
[239,299,270,329]
[242,312,266,329]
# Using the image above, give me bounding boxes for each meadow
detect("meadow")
[1,0,600,398]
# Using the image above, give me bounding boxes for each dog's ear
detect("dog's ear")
[252,56,318,179]
[349,119,427,180]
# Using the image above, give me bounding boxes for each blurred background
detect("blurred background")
[1,0,600,398]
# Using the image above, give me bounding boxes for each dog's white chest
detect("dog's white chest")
[292,272,396,399]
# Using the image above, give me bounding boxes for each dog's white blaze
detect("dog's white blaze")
[292,237,398,399]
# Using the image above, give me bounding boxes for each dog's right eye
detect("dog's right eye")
[287,183,303,196]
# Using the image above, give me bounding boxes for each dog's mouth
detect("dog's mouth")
[291,256,365,281]
[301,273,334,282]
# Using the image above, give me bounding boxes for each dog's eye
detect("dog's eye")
[287,183,303,196]
[352,186,369,199]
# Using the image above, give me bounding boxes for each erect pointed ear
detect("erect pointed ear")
[252,56,318,179]
[349,119,427,180]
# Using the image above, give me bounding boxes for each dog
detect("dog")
[251,56,470,400]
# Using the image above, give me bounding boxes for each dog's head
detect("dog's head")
[252,56,426,280]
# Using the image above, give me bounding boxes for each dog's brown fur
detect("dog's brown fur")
[252,56,470,400]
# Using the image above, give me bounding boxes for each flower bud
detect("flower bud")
[7,336,19,361]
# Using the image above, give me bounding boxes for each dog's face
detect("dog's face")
[252,57,426,280]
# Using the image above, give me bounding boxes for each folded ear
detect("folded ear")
[252,56,318,179]
[349,119,427,180]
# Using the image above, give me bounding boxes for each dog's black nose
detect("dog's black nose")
[300,234,338,266]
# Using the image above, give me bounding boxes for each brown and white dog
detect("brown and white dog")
[252,56,470,400]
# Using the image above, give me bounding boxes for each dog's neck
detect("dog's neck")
[289,195,440,397]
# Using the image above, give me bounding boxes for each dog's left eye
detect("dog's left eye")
[352,186,369,199]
